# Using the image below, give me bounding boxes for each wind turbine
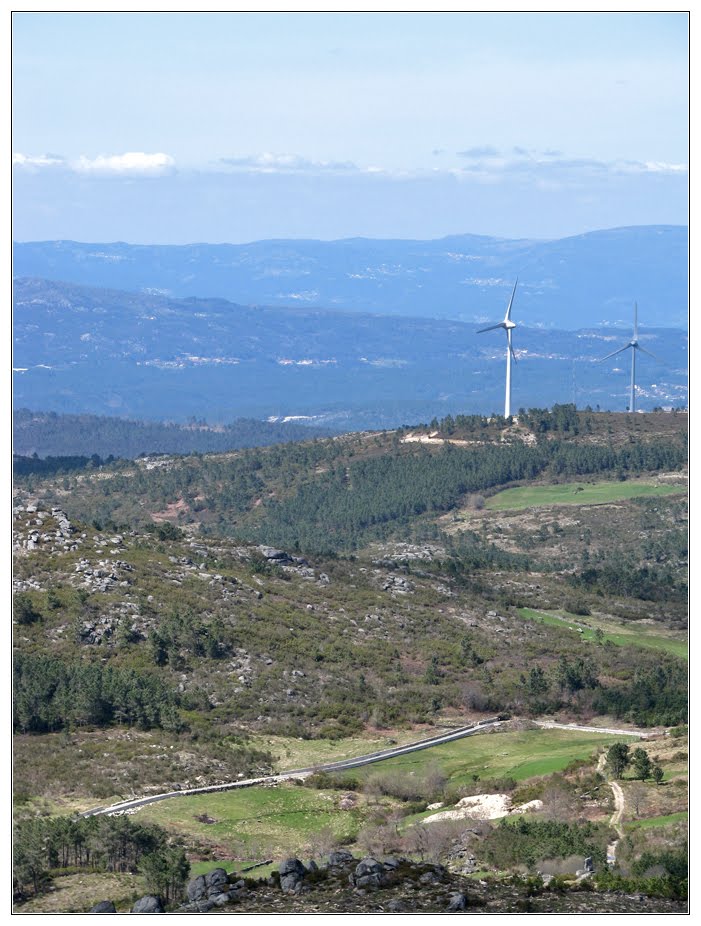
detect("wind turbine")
[599,303,657,413]
[477,279,519,419]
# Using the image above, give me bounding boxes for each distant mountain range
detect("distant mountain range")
[13,278,688,428]
[13,225,688,330]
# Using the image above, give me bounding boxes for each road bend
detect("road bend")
[79,718,503,818]
[79,717,654,820]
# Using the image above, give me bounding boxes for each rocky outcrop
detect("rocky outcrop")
[327,850,355,867]
[279,857,307,894]
[12,506,82,555]
[186,874,208,902]
[88,852,687,915]
[447,892,469,911]
[181,868,248,912]
[89,900,116,912]
[131,895,164,913]
[350,857,387,890]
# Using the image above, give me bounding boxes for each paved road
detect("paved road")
[79,718,503,818]
[79,717,654,820]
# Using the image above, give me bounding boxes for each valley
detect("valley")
[12,409,688,912]
[12,7,689,912]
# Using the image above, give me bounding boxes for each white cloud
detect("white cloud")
[640,161,688,174]
[446,151,688,184]
[73,152,175,174]
[13,152,65,168]
[220,152,357,173]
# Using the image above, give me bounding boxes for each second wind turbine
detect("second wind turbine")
[598,302,657,413]
[477,279,519,419]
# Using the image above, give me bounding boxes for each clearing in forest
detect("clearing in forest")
[484,480,686,511]
[517,608,687,660]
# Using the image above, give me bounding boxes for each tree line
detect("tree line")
[239,437,687,554]
[13,654,183,734]
[13,814,189,906]
[13,407,334,459]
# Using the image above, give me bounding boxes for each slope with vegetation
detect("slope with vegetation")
[13,408,687,911]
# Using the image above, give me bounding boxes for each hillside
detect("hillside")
[12,278,688,426]
[13,410,687,744]
[13,409,336,460]
[13,226,688,329]
[12,409,688,911]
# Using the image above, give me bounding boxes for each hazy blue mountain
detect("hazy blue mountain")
[13,278,687,428]
[13,225,688,329]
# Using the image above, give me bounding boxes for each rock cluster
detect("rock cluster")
[380,574,414,594]
[13,506,81,554]
[258,545,321,581]
[179,867,247,912]
[73,557,134,593]
[89,850,688,914]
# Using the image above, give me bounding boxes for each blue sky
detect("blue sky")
[12,12,689,243]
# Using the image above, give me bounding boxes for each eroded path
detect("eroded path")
[597,753,626,866]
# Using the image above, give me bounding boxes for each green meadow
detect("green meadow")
[135,781,365,863]
[261,730,429,773]
[135,728,634,862]
[625,811,688,831]
[335,728,635,789]
[485,481,686,511]
[517,608,687,660]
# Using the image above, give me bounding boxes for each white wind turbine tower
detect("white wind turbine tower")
[599,302,657,413]
[477,279,519,419]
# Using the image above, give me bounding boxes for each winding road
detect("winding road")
[79,718,504,818]
[79,717,650,820]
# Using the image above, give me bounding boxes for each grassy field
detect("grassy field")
[335,727,635,789]
[133,727,635,863]
[260,730,433,773]
[135,782,368,865]
[14,871,145,914]
[485,481,686,511]
[625,811,688,831]
[517,608,687,660]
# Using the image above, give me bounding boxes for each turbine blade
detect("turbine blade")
[634,302,638,341]
[506,325,517,364]
[598,344,630,363]
[477,323,504,334]
[504,278,519,322]
[507,331,518,363]
[635,344,659,361]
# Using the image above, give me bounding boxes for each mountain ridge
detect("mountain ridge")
[13,277,688,426]
[13,225,688,329]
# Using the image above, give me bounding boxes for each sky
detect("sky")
[11,11,689,243]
